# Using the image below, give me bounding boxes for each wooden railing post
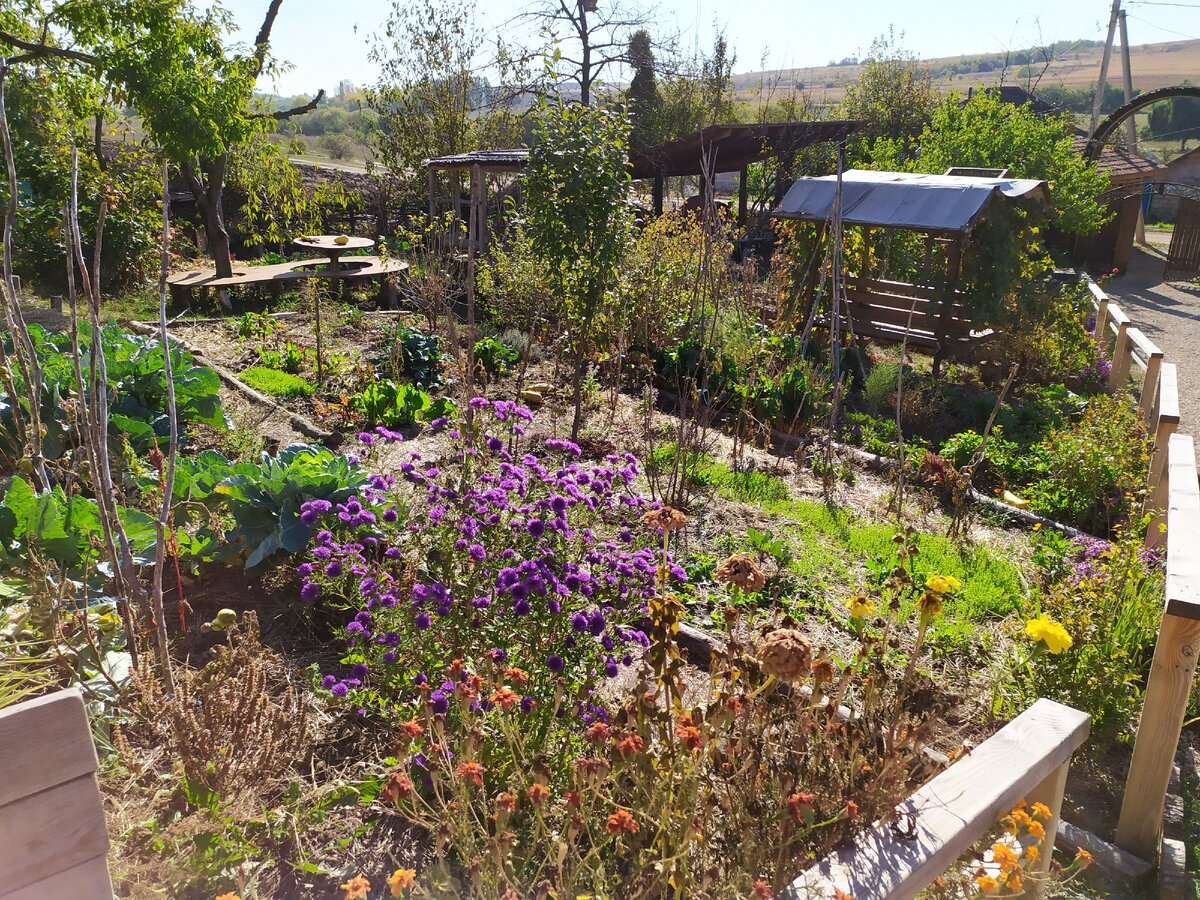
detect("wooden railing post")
[1129,328,1164,422]
[1146,364,1181,549]
[1089,278,1110,343]
[1117,434,1200,860]
[1108,317,1133,391]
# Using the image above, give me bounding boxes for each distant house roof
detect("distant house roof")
[1164,143,1200,172]
[967,85,1059,116]
[628,121,864,180]
[425,149,529,171]
[774,169,1051,233]
[1068,135,1166,184]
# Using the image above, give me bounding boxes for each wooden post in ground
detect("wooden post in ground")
[737,166,749,228]
[1117,434,1200,860]
[652,174,664,216]
[1108,315,1133,391]
[1146,363,1181,549]
[1133,329,1164,421]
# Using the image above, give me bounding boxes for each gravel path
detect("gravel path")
[1104,244,1200,463]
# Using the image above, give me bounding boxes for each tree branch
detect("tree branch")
[0,29,96,66]
[249,88,325,120]
[252,0,285,78]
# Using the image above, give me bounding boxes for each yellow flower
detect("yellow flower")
[1005,870,1024,892]
[215,895,241,900]
[388,868,417,896]
[847,594,876,619]
[1031,522,1042,532]
[341,875,371,900]
[991,842,1020,872]
[1025,616,1073,654]
[976,874,1000,894]
[1027,819,1046,840]
[1030,802,1052,820]
[1075,848,1094,868]
[1025,843,1040,863]
[925,574,961,595]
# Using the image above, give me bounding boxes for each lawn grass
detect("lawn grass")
[240,365,315,399]
[652,442,1027,635]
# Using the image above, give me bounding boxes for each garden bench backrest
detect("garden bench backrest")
[0,688,113,900]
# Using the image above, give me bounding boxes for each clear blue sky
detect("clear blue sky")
[216,0,1200,98]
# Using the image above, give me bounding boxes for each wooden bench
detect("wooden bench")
[785,698,1090,899]
[0,688,112,899]
[167,255,409,308]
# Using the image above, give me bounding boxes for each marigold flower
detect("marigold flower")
[615,734,645,757]
[586,722,611,743]
[1004,870,1023,892]
[842,800,859,820]
[400,719,423,739]
[606,808,640,834]
[642,506,687,532]
[383,770,413,804]
[1025,843,1040,863]
[675,714,703,751]
[976,875,999,894]
[1030,801,1053,820]
[787,792,816,823]
[455,760,486,787]
[725,694,747,715]
[991,842,1020,872]
[1075,848,1094,868]
[1024,615,1073,654]
[1027,819,1046,840]
[491,686,521,709]
[756,629,813,682]
[387,868,417,896]
[917,591,943,618]
[527,782,550,805]
[714,552,767,592]
[496,792,517,814]
[341,875,371,900]
[925,574,961,595]
[504,666,530,684]
[216,894,241,900]
[846,595,876,619]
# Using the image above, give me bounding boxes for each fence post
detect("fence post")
[1116,434,1200,860]
[1108,318,1133,391]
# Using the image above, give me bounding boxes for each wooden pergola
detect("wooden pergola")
[425,149,529,255]
[627,121,864,225]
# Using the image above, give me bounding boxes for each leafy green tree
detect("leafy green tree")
[1,0,325,284]
[876,91,1110,237]
[522,98,631,438]
[366,0,523,208]
[653,32,738,143]
[1143,86,1200,150]
[841,29,936,155]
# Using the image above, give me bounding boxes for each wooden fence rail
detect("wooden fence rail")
[786,700,1091,899]
[0,688,112,900]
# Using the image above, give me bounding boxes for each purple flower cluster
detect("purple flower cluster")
[1078,344,1112,393]
[300,398,671,714]
[1069,534,1163,583]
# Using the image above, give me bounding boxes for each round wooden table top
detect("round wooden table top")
[293,235,375,253]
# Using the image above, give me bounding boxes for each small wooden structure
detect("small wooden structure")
[0,688,112,899]
[628,121,863,227]
[774,169,1053,369]
[424,150,529,255]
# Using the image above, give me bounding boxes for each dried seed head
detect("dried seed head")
[642,506,688,532]
[812,656,837,684]
[756,629,813,682]
[714,552,767,592]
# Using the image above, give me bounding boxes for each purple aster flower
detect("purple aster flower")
[547,654,565,673]
[527,518,546,538]
[430,690,450,714]
[324,561,343,577]
[351,663,369,679]
[300,581,319,602]
[415,612,432,631]
[331,682,349,697]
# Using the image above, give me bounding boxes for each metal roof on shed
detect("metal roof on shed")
[773,169,1052,233]
[425,149,529,171]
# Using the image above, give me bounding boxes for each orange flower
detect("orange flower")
[787,792,816,823]
[586,722,611,743]
[527,783,550,805]
[976,875,999,894]
[400,719,423,739]
[1025,843,1040,863]
[991,842,1020,873]
[1027,819,1046,840]
[1075,848,1094,868]
[675,714,703,751]
[842,800,859,821]
[491,687,521,709]
[215,894,241,900]
[387,868,417,896]
[725,695,746,715]
[341,875,371,900]
[1030,801,1053,820]
[1004,870,1023,892]
[456,760,486,787]
[606,808,640,834]
[496,792,517,814]
[504,666,530,684]
[615,733,646,757]
[448,658,465,677]
[383,771,413,804]
[832,890,853,900]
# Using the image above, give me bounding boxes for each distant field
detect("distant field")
[733,38,1200,107]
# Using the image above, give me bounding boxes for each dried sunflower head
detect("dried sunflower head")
[756,629,813,682]
[714,552,766,592]
[642,506,688,532]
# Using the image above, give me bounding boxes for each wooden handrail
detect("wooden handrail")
[1117,435,1200,859]
[785,699,1090,900]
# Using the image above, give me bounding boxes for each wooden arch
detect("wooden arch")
[1085,85,1200,161]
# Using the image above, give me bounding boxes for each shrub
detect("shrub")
[350,379,453,429]
[863,362,898,413]
[389,324,442,388]
[240,366,315,400]
[473,336,520,378]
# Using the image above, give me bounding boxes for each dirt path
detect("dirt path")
[1104,244,1200,464]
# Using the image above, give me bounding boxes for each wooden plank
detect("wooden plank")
[3,855,112,900]
[1165,434,1200,620]
[0,688,96,807]
[1108,320,1133,391]
[784,699,1090,900]
[0,773,109,895]
[1159,837,1188,899]
[1147,366,1182,519]
[1136,335,1164,422]
[1055,820,1152,881]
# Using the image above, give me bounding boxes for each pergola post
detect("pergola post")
[652,174,664,216]
[737,166,749,228]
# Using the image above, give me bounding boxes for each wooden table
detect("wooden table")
[293,235,375,272]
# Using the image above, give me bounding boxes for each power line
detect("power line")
[1127,0,1200,8]
[1126,12,1200,41]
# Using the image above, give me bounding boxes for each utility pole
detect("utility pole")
[1091,0,1122,135]
[1119,9,1137,150]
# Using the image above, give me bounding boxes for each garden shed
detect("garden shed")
[773,169,1052,365]
[425,149,529,255]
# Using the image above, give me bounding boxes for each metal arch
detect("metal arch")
[1097,181,1200,204]
[1085,85,1200,161]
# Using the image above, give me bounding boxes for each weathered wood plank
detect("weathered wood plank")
[784,699,1090,900]
[1054,820,1152,881]
[0,773,109,895]
[2,854,113,900]
[1108,320,1133,390]
[1165,434,1200,620]
[0,688,96,807]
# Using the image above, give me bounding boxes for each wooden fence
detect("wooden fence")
[0,688,112,900]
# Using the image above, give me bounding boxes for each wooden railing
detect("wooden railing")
[0,688,112,899]
[786,700,1091,899]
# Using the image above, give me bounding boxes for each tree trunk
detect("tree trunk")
[578,2,591,107]
[184,155,233,279]
[570,351,587,441]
